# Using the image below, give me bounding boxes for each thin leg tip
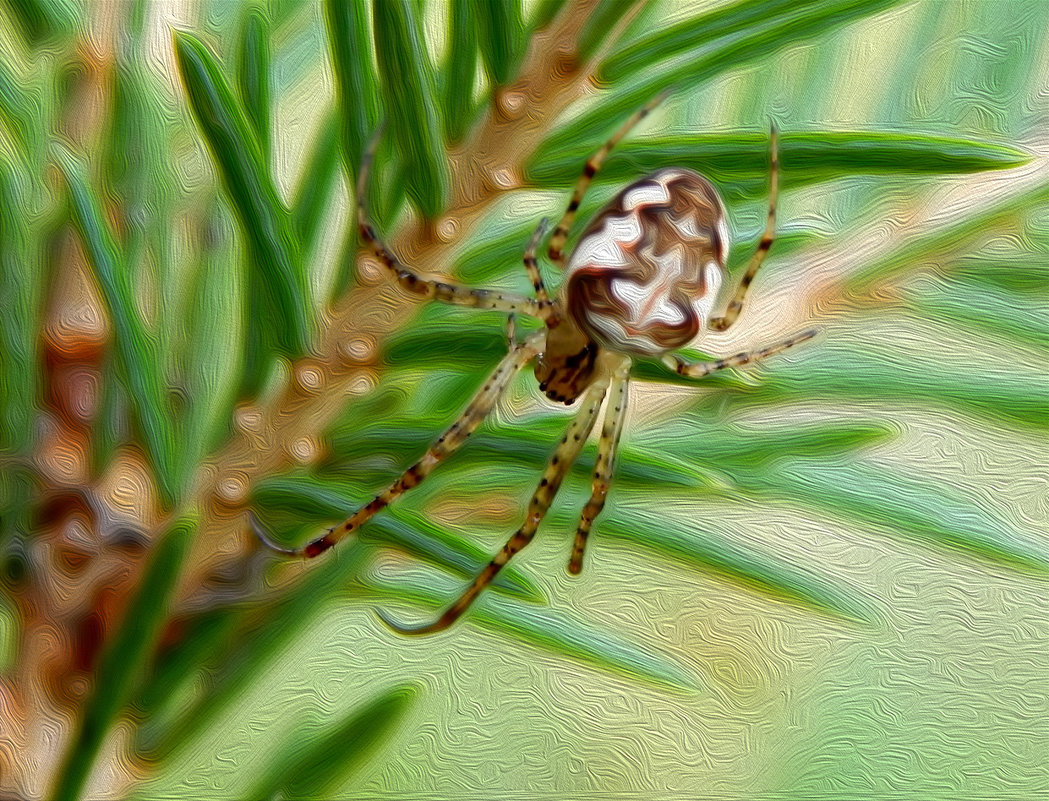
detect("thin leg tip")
[374,608,447,636]
[248,512,299,556]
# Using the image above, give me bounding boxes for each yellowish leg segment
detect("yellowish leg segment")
[709,126,779,332]
[663,329,816,379]
[255,334,543,558]
[355,131,543,318]
[378,375,611,635]
[547,89,672,268]
[569,364,629,575]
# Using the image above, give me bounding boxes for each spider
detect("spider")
[256,93,816,635]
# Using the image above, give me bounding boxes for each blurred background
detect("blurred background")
[0,0,1046,798]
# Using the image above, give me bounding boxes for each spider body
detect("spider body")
[538,168,731,404]
[565,168,729,357]
[256,96,817,635]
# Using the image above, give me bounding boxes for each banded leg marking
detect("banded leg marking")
[256,335,543,558]
[355,129,542,317]
[523,218,557,323]
[378,377,611,635]
[547,89,672,268]
[710,125,779,332]
[569,365,629,575]
[663,328,817,379]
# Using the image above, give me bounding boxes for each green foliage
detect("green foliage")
[475,0,525,87]
[242,684,420,800]
[2,1,1046,798]
[174,31,312,379]
[52,516,196,801]
[55,145,181,507]
[372,0,448,219]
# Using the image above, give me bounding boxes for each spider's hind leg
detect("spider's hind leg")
[664,328,816,379]
[378,375,611,635]
[569,365,629,575]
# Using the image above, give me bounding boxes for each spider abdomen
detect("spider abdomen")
[564,168,729,356]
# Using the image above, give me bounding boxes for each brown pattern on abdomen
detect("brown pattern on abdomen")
[563,168,729,355]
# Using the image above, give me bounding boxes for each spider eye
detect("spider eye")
[564,169,728,355]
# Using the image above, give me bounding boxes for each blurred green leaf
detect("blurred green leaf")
[745,461,1049,573]
[604,505,876,622]
[366,576,699,691]
[382,316,509,368]
[372,0,448,219]
[476,0,525,88]
[55,144,180,508]
[0,55,39,166]
[531,0,568,30]
[325,0,379,182]
[0,158,35,455]
[51,515,195,801]
[576,0,641,61]
[844,180,1049,296]
[244,684,419,800]
[292,106,341,262]
[2,0,76,45]
[600,0,827,82]
[236,7,272,162]
[105,34,176,389]
[441,0,478,144]
[544,0,906,157]
[137,541,371,761]
[529,132,1029,192]
[902,272,1049,353]
[130,605,242,722]
[175,200,242,464]
[642,421,897,478]
[89,350,129,480]
[948,253,1048,297]
[173,31,312,370]
[0,159,37,555]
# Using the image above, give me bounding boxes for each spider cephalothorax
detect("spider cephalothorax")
[256,95,815,634]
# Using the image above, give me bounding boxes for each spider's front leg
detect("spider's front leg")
[547,89,671,268]
[255,333,543,558]
[378,375,611,635]
[355,130,548,321]
[709,125,779,332]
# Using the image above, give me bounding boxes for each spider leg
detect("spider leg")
[378,376,610,635]
[505,313,517,346]
[569,365,629,575]
[663,328,817,379]
[356,129,543,318]
[547,89,672,268]
[523,218,557,322]
[256,333,544,558]
[709,125,779,332]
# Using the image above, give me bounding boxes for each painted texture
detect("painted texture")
[0,1,1046,799]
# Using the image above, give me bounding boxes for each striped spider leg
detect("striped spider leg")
[570,362,629,575]
[254,333,543,559]
[378,365,617,634]
[355,131,554,325]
